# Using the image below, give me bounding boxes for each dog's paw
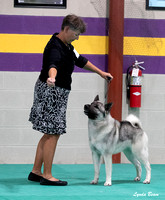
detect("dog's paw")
[134,177,141,182]
[90,180,98,185]
[104,181,112,186]
[143,179,150,184]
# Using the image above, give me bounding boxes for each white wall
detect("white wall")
[121,74,165,164]
[1,72,165,164]
[0,72,105,164]
[125,0,165,19]
[0,0,108,18]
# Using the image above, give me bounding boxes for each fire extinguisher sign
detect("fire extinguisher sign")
[130,68,142,86]
[132,68,139,77]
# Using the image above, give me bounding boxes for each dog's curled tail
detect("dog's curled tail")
[125,114,142,129]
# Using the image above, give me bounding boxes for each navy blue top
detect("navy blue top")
[39,33,88,90]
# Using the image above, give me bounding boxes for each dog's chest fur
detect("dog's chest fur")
[88,117,118,154]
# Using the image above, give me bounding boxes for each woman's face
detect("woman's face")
[64,27,81,44]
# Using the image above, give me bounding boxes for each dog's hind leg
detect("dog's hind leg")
[142,159,151,184]
[123,149,142,182]
[134,147,151,184]
[91,151,101,185]
[132,134,151,184]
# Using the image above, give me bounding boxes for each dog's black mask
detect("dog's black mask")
[84,104,98,120]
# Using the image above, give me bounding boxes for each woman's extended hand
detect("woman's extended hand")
[47,77,55,87]
[100,72,113,82]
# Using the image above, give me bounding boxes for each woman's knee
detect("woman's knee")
[43,134,60,141]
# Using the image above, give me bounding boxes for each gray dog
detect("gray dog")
[84,95,151,186]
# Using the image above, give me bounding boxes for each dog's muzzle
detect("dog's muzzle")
[84,104,89,116]
[84,104,98,120]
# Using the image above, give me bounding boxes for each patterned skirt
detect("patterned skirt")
[29,79,70,135]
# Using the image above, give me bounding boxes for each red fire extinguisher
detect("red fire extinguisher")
[126,60,145,107]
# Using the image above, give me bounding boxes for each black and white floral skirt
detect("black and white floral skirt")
[29,79,70,135]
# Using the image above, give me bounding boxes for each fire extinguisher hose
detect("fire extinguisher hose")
[126,65,133,100]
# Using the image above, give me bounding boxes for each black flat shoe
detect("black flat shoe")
[40,177,68,186]
[28,172,42,182]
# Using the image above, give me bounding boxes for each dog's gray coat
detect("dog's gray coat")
[84,95,151,186]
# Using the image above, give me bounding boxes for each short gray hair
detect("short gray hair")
[61,14,86,33]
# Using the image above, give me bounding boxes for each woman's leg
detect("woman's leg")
[32,134,60,180]
[42,134,60,181]
[32,134,47,176]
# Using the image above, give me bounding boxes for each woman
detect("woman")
[28,14,113,186]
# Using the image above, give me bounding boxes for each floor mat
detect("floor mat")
[0,164,164,200]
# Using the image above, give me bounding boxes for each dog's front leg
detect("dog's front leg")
[103,154,112,186]
[91,151,101,185]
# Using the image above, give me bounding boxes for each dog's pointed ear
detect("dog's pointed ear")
[105,102,113,112]
[94,95,99,101]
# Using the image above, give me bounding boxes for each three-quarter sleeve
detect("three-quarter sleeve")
[75,55,88,68]
[73,48,88,68]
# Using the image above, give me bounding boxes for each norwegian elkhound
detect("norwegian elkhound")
[84,95,151,186]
